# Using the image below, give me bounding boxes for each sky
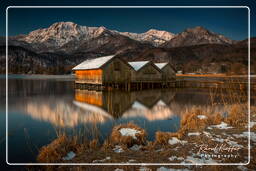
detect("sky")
[0,0,255,41]
[6,7,249,40]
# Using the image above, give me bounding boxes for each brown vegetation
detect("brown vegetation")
[34,102,252,171]
[37,135,77,163]
[110,122,147,147]
[224,104,248,127]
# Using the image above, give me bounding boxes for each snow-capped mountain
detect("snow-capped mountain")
[18,22,119,52]
[2,21,252,75]
[14,22,235,53]
[162,26,235,48]
[120,29,175,46]
[16,22,175,52]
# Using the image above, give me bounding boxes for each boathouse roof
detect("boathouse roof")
[72,55,115,70]
[154,63,168,69]
[128,61,150,71]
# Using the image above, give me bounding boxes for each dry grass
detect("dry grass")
[180,107,211,131]
[155,106,225,144]
[37,135,76,163]
[224,104,248,127]
[34,101,251,168]
[110,122,147,147]
[155,131,183,145]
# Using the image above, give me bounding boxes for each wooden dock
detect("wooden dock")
[175,80,251,91]
[74,81,176,91]
[74,79,255,92]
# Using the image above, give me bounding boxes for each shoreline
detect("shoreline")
[0,74,75,80]
[34,104,256,171]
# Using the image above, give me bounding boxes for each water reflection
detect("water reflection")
[74,89,176,118]
[3,76,252,163]
[22,89,177,127]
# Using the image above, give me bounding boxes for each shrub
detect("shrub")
[110,123,147,147]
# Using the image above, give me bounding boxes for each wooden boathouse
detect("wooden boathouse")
[72,55,176,91]
[128,61,163,89]
[154,62,176,88]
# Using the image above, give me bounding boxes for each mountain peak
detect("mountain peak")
[48,21,78,30]
[146,28,172,34]
[163,26,234,48]
[146,29,159,33]
[185,26,210,34]
[97,26,107,32]
[16,21,234,52]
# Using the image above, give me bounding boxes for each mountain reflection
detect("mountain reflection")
[25,100,111,127]
[22,89,176,127]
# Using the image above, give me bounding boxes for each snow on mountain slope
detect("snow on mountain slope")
[15,22,234,53]
[19,22,175,50]
[120,29,175,46]
[20,22,107,48]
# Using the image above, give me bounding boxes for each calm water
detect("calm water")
[0,75,235,163]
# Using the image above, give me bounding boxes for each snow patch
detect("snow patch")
[197,115,207,119]
[181,153,217,164]
[128,159,136,163]
[188,132,200,136]
[233,132,256,142]
[168,137,187,145]
[249,121,256,128]
[139,166,151,171]
[227,140,243,148]
[212,137,243,148]
[62,151,76,160]
[113,145,124,153]
[203,131,213,138]
[237,165,248,171]
[168,156,185,161]
[208,122,233,129]
[119,128,141,139]
[114,169,124,171]
[184,156,217,164]
[93,156,111,163]
[155,148,164,152]
[129,144,141,151]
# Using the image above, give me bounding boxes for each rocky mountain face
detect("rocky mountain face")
[162,26,235,48]
[1,21,252,74]
[18,22,174,51]
[16,22,120,53]
[10,22,234,53]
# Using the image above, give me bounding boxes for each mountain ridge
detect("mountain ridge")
[8,21,235,53]
[1,21,253,75]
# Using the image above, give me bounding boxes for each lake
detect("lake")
[0,75,248,163]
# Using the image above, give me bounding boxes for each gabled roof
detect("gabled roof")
[154,63,168,69]
[128,61,150,71]
[155,62,177,72]
[72,55,115,70]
